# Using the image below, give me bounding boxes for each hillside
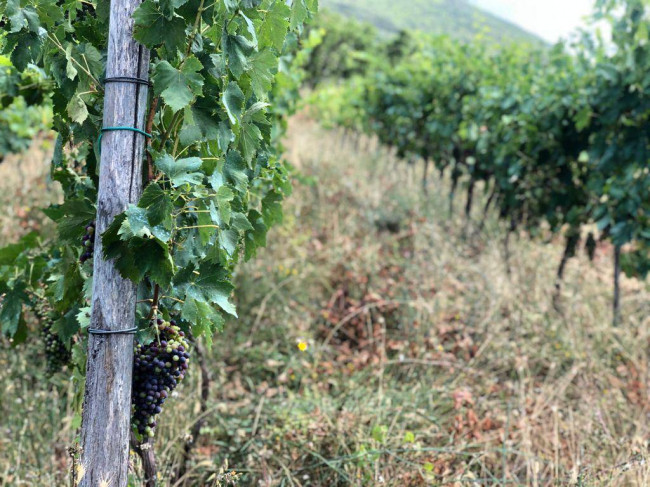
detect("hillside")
[320,0,544,44]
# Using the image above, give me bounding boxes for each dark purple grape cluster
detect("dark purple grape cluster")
[132,319,191,437]
[79,3,95,20]
[55,0,94,21]
[80,221,95,264]
[34,299,71,374]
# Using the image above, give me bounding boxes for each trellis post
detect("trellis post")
[79,0,150,484]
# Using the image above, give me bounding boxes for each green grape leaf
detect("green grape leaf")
[259,1,290,50]
[240,12,258,48]
[249,49,277,100]
[160,0,189,19]
[182,298,223,348]
[104,233,174,288]
[56,199,97,241]
[262,190,284,227]
[0,232,39,266]
[133,1,188,51]
[154,154,203,187]
[5,0,41,33]
[153,57,204,113]
[223,33,255,79]
[223,0,240,13]
[224,150,249,193]
[124,205,152,238]
[138,183,173,227]
[218,228,239,257]
[244,209,267,261]
[7,32,43,71]
[49,251,84,312]
[0,282,27,337]
[184,264,237,316]
[231,212,254,232]
[222,81,245,125]
[217,121,235,151]
[52,307,82,345]
[216,186,235,225]
[67,94,89,124]
[239,121,262,165]
[290,0,309,31]
[179,105,222,146]
[195,199,214,245]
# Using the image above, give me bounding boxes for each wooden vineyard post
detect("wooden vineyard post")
[79,0,150,485]
[613,245,621,327]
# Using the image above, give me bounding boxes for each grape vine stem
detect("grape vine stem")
[146,284,160,321]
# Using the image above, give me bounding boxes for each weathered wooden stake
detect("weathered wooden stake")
[422,158,430,195]
[613,245,621,327]
[79,0,150,485]
[552,231,581,312]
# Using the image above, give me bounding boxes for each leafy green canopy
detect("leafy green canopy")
[585,0,650,277]
[0,54,52,158]
[300,10,377,87]
[309,2,649,279]
[0,0,318,387]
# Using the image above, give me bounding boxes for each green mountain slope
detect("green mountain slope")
[319,0,543,44]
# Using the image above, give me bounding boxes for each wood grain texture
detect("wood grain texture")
[79,1,150,485]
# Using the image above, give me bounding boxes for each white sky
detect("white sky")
[470,0,596,42]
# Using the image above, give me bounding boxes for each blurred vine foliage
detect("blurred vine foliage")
[586,0,650,277]
[0,0,317,404]
[308,0,650,283]
[0,54,52,159]
[300,9,377,88]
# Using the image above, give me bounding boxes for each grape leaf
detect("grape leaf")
[222,81,245,125]
[0,282,27,337]
[224,150,249,193]
[5,0,41,33]
[153,57,204,113]
[139,183,173,227]
[184,263,237,316]
[244,209,267,261]
[160,0,189,19]
[155,154,204,187]
[222,33,255,79]
[182,298,223,348]
[239,121,262,165]
[249,49,277,100]
[290,0,309,31]
[67,93,88,124]
[133,1,187,51]
[259,1,290,50]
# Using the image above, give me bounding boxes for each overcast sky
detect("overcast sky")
[470,0,596,42]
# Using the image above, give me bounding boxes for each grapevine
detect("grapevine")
[80,221,95,264]
[307,2,650,318]
[34,298,71,374]
[1,0,645,481]
[0,0,319,478]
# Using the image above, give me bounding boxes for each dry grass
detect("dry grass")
[0,134,59,246]
[0,116,649,486]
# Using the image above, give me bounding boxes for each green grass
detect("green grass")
[1,116,649,486]
[319,0,544,45]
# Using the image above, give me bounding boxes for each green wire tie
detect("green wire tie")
[97,126,152,155]
[88,326,139,336]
